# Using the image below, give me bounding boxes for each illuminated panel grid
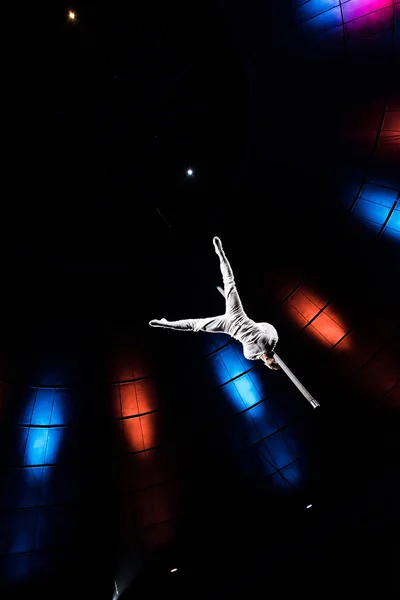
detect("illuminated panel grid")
[203,341,313,494]
[338,97,400,236]
[112,379,161,452]
[277,278,398,405]
[110,354,178,551]
[280,284,351,350]
[349,181,400,239]
[328,324,400,404]
[294,0,397,47]
[0,386,79,586]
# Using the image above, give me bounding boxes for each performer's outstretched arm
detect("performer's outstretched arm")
[149,314,228,334]
[149,318,196,331]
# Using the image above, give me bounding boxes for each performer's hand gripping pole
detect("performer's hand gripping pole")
[216,286,320,409]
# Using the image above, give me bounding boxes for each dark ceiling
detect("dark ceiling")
[1,1,399,599]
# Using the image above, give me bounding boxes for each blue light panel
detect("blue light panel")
[207,353,231,386]
[352,184,399,238]
[31,389,54,425]
[50,389,77,425]
[10,427,29,464]
[233,374,262,410]
[44,429,64,464]
[352,198,391,224]
[299,5,342,33]
[247,403,279,441]
[259,431,297,471]
[385,202,400,237]
[360,184,398,205]
[297,0,340,24]
[219,381,248,413]
[2,303,79,582]
[17,388,37,424]
[23,428,49,466]
[218,345,247,379]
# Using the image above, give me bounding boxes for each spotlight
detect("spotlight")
[306,504,312,509]
[170,568,178,573]
[186,168,193,176]
[68,10,76,20]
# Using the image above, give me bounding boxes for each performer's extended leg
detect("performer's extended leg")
[213,237,246,323]
[149,238,241,336]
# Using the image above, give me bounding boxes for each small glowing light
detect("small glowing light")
[186,169,193,176]
[170,568,178,573]
[68,11,76,20]
[306,504,312,509]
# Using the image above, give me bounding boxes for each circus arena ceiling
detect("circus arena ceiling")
[1,2,399,598]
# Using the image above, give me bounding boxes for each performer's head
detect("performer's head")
[258,326,280,370]
[260,353,280,370]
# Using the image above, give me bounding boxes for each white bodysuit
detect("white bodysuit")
[149,237,278,361]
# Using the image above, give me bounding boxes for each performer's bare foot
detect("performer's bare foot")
[213,236,223,255]
[149,318,167,327]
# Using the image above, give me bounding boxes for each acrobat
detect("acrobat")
[149,237,320,408]
[149,236,280,369]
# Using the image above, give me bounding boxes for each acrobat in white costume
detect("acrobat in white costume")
[150,237,319,408]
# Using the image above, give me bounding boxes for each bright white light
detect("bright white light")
[170,568,178,573]
[186,169,193,176]
[306,504,312,509]
[68,10,76,20]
